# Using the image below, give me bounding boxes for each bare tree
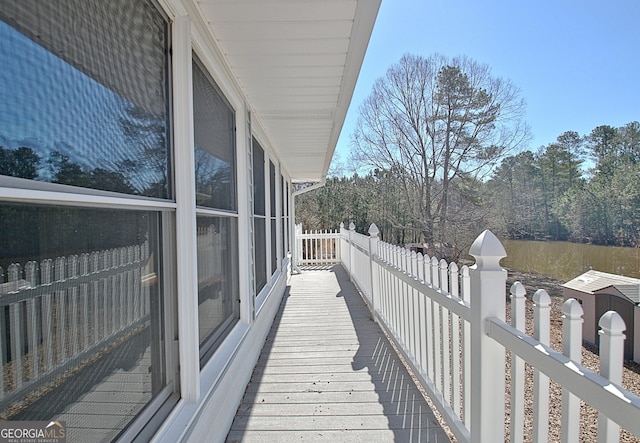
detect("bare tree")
[351,53,530,253]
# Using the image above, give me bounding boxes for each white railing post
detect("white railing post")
[510,281,527,443]
[597,311,625,443]
[295,223,302,268]
[561,298,584,443]
[339,222,345,268]
[368,224,380,321]
[348,222,355,280]
[469,230,507,443]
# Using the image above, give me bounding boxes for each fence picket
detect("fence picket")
[8,264,24,388]
[90,252,100,344]
[127,246,135,326]
[41,259,54,372]
[416,253,426,376]
[134,246,141,323]
[425,255,435,383]
[68,255,79,357]
[80,254,90,351]
[431,256,442,397]
[111,250,119,334]
[119,248,127,330]
[401,248,409,349]
[25,261,39,380]
[55,257,67,363]
[101,250,109,339]
[440,259,452,406]
[597,312,625,443]
[533,289,551,442]
[510,281,527,443]
[461,265,471,426]
[561,298,583,443]
[450,262,461,416]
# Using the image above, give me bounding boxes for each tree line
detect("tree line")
[297,121,640,256]
[489,122,640,247]
[295,53,639,257]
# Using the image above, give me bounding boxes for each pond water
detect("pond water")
[500,239,640,282]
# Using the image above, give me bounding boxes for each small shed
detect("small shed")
[562,270,640,362]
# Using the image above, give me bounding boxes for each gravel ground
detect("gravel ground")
[503,270,640,443]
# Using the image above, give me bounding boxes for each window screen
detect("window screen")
[0,0,171,198]
[270,161,277,274]
[0,203,168,442]
[193,57,236,211]
[252,140,266,293]
[197,216,239,363]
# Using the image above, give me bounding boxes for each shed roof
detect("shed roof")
[563,270,640,303]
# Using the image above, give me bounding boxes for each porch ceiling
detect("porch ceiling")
[195,0,380,182]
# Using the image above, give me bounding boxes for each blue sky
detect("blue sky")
[333,0,640,167]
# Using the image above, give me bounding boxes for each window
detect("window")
[192,56,240,364]
[0,0,171,199]
[0,0,174,440]
[252,139,267,294]
[269,161,277,275]
[193,58,236,211]
[0,203,172,442]
[281,174,288,261]
[196,216,239,360]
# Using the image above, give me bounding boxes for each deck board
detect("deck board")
[227,266,450,442]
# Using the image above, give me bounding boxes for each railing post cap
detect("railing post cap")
[469,230,506,258]
[599,310,626,334]
[368,223,380,237]
[562,298,584,319]
[469,230,506,271]
[349,222,356,231]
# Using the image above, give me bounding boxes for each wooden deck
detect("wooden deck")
[227,266,451,442]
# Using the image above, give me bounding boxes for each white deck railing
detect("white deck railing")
[297,223,640,443]
[294,224,341,267]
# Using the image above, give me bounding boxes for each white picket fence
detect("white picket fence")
[294,224,341,267]
[300,222,640,443]
[0,243,152,412]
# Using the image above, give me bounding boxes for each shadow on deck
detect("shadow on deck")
[227,265,450,442]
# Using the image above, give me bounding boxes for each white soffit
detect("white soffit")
[196,0,380,182]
